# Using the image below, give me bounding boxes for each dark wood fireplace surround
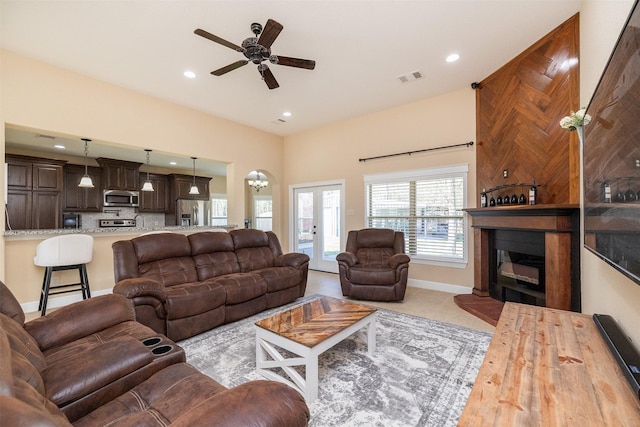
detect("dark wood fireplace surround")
[464,205,581,312]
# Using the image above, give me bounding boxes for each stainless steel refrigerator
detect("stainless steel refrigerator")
[176,199,211,226]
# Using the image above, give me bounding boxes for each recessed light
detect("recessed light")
[183,70,196,79]
[170,161,177,166]
[283,111,292,117]
[54,144,65,149]
[446,53,460,63]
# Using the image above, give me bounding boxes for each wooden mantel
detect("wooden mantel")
[464,205,580,311]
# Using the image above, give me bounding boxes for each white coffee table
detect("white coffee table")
[255,296,377,402]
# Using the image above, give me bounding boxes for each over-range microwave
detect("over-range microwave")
[103,190,139,208]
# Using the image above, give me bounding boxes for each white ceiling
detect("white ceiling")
[1,0,582,172]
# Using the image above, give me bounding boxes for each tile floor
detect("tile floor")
[26,270,496,333]
[306,270,495,333]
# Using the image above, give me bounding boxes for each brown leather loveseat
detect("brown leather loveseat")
[0,280,310,426]
[112,229,310,340]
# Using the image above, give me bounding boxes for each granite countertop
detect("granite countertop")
[3,225,237,240]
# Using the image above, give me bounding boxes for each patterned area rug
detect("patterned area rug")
[180,296,492,427]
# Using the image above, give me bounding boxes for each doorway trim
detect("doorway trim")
[289,179,345,273]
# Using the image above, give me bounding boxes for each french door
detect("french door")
[292,183,343,273]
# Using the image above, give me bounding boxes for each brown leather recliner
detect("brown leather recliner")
[336,228,410,301]
[0,280,311,426]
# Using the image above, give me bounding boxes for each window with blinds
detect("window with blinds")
[365,165,468,265]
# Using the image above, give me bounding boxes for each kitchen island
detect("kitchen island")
[3,225,237,315]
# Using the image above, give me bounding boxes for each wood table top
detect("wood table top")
[255,296,376,348]
[458,302,640,426]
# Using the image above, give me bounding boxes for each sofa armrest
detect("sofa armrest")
[336,251,358,267]
[389,253,410,268]
[113,278,168,302]
[172,380,310,427]
[274,252,310,269]
[25,294,135,351]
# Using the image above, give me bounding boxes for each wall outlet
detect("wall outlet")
[503,169,508,178]
[635,159,640,168]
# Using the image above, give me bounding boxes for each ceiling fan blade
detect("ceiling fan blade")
[257,19,283,49]
[258,65,279,89]
[270,55,316,70]
[194,28,244,52]
[212,60,249,76]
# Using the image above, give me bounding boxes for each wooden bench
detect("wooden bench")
[458,302,640,426]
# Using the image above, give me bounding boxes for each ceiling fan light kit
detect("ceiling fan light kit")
[195,19,316,89]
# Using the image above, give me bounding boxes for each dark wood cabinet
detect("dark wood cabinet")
[33,163,63,191]
[96,158,141,191]
[170,174,210,200]
[6,160,32,189]
[5,155,65,230]
[63,164,103,212]
[139,173,169,212]
[32,191,62,229]
[6,190,31,230]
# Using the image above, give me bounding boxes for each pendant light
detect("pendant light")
[189,157,200,195]
[248,170,268,192]
[141,149,154,192]
[78,138,94,188]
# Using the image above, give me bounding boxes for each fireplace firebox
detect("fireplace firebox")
[492,230,546,306]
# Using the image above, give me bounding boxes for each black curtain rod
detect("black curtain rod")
[359,141,474,162]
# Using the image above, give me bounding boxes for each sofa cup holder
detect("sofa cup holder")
[142,337,162,347]
[152,345,174,356]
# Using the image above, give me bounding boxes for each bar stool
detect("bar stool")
[34,234,93,316]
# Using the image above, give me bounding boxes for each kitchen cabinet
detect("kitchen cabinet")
[139,173,169,212]
[96,158,141,191]
[5,155,65,230]
[63,164,103,212]
[169,174,211,200]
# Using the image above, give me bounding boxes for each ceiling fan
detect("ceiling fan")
[195,19,316,89]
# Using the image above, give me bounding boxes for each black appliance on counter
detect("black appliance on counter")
[63,213,81,229]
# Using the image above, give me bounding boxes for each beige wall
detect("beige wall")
[0,50,284,298]
[283,88,476,288]
[1,49,283,231]
[579,0,640,345]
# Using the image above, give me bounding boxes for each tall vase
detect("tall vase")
[576,125,584,146]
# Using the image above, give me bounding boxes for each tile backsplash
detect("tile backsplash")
[76,208,166,230]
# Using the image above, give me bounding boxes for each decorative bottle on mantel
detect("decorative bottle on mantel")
[529,180,537,205]
[603,182,612,203]
[481,189,487,208]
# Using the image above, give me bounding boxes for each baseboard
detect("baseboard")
[408,278,473,295]
[21,280,472,313]
[21,288,113,315]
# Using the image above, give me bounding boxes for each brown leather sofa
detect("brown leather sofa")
[0,281,310,426]
[337,228,410,301]
[112,229,310,341]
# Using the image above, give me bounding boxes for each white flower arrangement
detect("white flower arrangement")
[559,107,591,131]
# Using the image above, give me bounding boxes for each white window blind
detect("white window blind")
[365,165,467,265]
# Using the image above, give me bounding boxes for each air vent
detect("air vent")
[397,70,424,83]
[36,134,56,140]
[271,118,287,124]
